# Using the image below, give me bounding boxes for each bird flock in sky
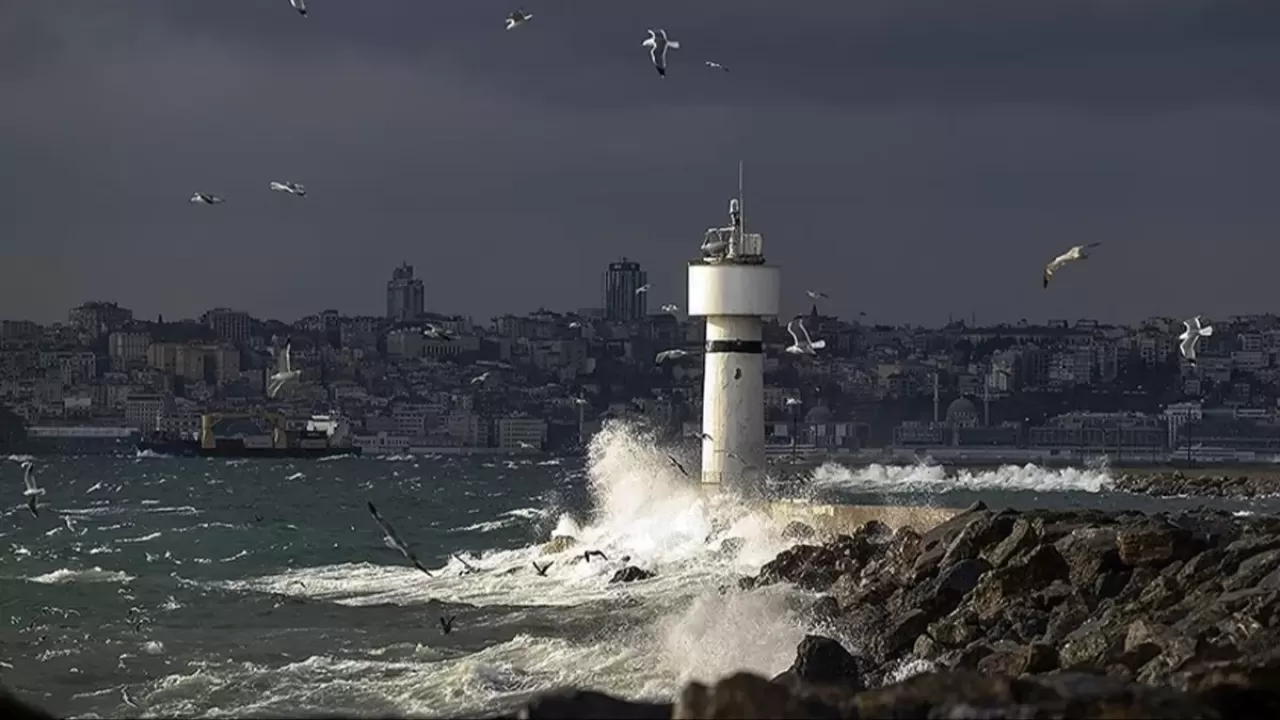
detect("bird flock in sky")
[187,2,1218,371]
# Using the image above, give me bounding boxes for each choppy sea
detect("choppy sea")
[2,423,1276,719]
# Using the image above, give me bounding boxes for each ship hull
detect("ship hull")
[137,440,361,459]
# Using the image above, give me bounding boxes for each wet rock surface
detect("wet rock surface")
[609,566,657,584]
[1114,469,1280,499]
[490,505,1280,719]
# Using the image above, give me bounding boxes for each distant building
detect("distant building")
[496,417,546,449]
[203,308,251,343]
[386,263,425,322]
[603,257,647,322]
[68,301,133,337]
[109,331,151,372]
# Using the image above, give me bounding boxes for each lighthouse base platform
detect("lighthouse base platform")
[697,483,965,536]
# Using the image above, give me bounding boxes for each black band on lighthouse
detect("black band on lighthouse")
[705,340,763,354]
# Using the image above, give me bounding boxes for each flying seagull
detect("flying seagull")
[668,454,689,478]
[784,397,801,407]
[288,0,306,16]
[655,349,690,365]
[269,181,307,197]
[452,554,478,574]
[704,61,730,72]
[532,561,552,576]
[1178,316,1214,366]
[660,304,680,313]
[267,341,300,398]
[785,317,826,355]
[20,461,44,518]
[805,290,828,300]
[642,29,680,77]
[423,323,453,341]
[700,432,713,441]
[505,9,532,30]
[471,371,492,385]
[439,615,456,634]
[366,501,434,577]
[635,283,651,295]
[189,192,224,205]
[1043,242,1102,288]
[582,550,608,562]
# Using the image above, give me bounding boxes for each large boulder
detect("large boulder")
[501,690,671,719]
[540,535,576,555]
[674,672,843,719]
[772,635,865,691]
[609,566,656,584]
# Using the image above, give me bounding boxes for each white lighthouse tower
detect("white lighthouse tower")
[687,167,781,493]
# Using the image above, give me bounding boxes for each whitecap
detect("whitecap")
[28,567,135,584]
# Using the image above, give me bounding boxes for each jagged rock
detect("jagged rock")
[884,608,933,658]
[1116,520,1202,568]
[1054,527,1122,589]
[1115,470,1280,500]
[755,544,842,591]
[673,672,842,719]
[936,558,991,599]
[772,635,865,691]
[782,521,817,542]
[975,643,1058,676]
[861,519,893,541]
[1167,646,1280,719]
[540,535,576,555]
[504,690,671,719]
[609,566,655,584]
[849,670,1219,719]
[717,537,746,558]
[735,505,1280,701]
[967,545,1070,623]
[981,517,1040,568]
[808,595,841,622]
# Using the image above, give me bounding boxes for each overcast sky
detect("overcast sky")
[3,0,1279,326]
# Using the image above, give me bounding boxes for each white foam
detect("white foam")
[201,421,813,716]
[27,567,135,584]
[809,462,1115,494]
[661,586,805,686]
[457,507,548,533]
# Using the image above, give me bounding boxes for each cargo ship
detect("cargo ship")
[136,412,361,458]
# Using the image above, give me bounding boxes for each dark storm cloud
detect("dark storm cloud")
[2,0,1279,325]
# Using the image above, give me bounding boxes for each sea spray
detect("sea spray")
[809,461,1115,494]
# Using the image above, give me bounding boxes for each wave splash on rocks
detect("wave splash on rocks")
[495,501,1280,718]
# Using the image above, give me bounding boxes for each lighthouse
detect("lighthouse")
[687,171,781,493]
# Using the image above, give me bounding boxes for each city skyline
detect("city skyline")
[4,1,1279,325]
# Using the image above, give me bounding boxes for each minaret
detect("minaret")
[688,164,781,493]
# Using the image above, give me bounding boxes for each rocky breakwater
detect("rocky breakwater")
[1114,469,1280,499]
[494,502,1280,718]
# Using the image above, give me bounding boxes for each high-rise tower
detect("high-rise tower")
[603,257,648,322]
[687,166,780,492]
[385,262,425,322]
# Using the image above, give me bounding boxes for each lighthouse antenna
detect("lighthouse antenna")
[738,160,745,237]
